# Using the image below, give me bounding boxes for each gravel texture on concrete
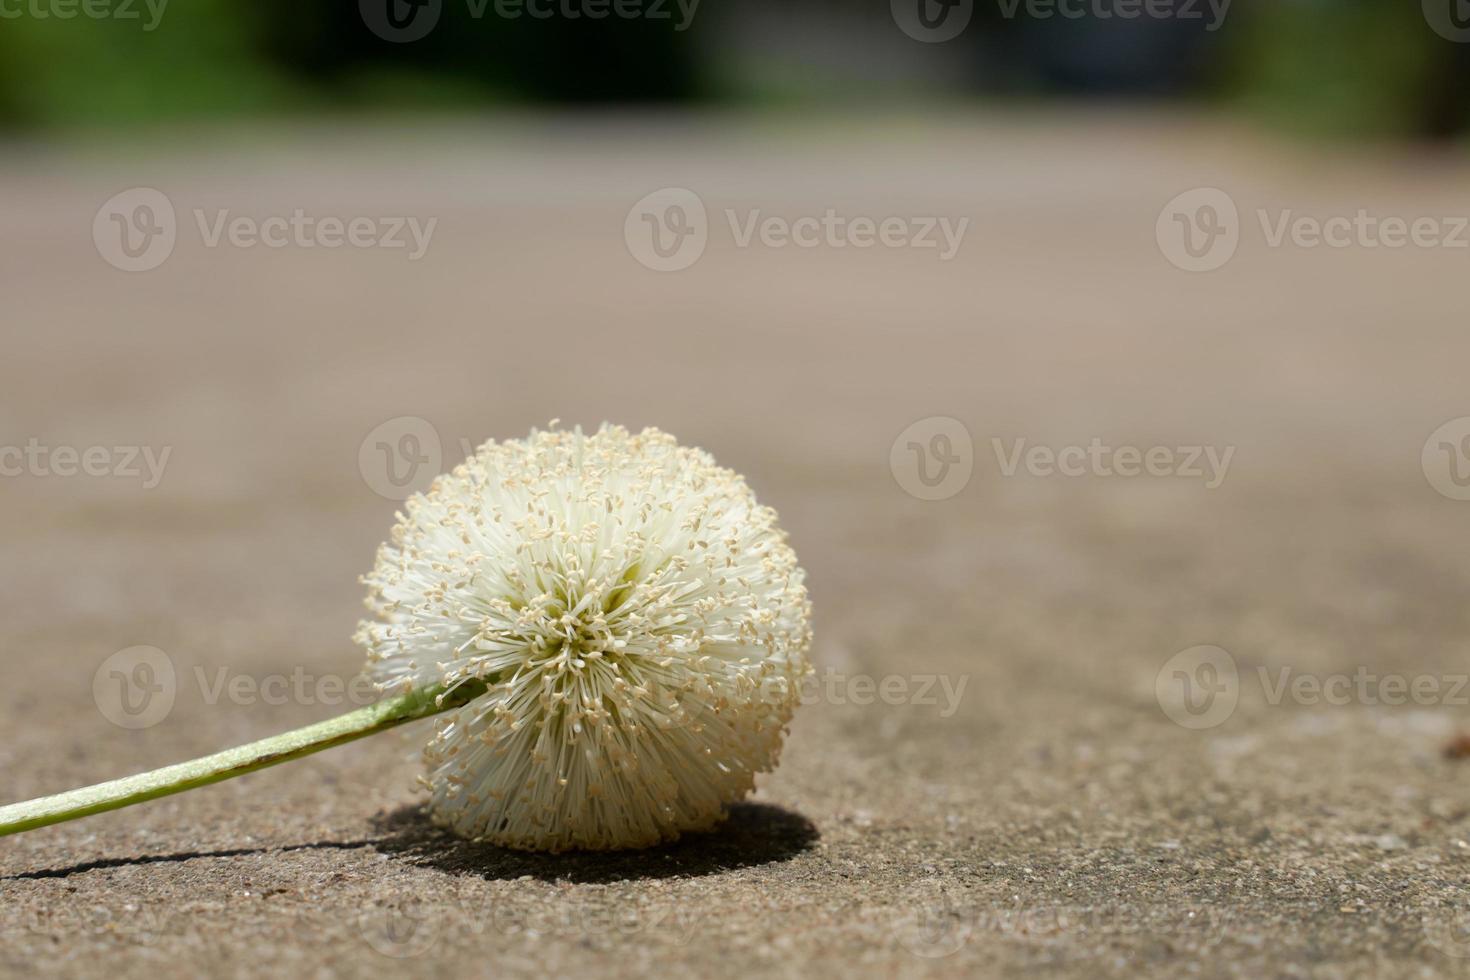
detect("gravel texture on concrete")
[3,115,1470,979]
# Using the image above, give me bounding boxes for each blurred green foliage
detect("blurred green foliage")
[0,1,294,125]
[0,0,700,127]
[0,0,1464,140]
[1229,1,1468,140]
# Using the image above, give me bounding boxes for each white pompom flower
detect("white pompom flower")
[354,424,812,852]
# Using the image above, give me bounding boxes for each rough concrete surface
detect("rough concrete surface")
[4,114,1470,978]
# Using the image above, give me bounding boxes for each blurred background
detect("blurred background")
[0,0,1466,139]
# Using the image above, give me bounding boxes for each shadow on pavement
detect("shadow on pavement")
[370,800,820,883]
[4,801,819,884]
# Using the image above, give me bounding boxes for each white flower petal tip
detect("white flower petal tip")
[355,423,812,852]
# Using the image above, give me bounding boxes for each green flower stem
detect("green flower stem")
[0,681,480,838]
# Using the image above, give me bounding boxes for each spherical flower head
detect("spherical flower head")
[355,424,812,852]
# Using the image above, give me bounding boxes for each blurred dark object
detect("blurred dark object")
[258,0,699,104]
[1002,11,1224,95]
[0,0,1467,143]
[0,0,702,127]
[1444,734,1470,760]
